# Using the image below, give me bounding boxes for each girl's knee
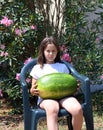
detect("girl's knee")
[45,106,59,118]
[73,105,83,116]
[47,104,59,114]
[41,100,60,114]
[78,105,83,114]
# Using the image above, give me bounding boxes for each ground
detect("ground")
[0,98,23,130]
[0,98,103,130]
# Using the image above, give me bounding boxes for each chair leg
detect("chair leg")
[84,113,94,130]
[24,113,32,130]
[67,115,73,130]
[83,107,94,130]
[24,121,32,130]
[31,116,38,130]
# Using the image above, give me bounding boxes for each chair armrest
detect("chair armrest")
[20,58,37,111]
[20,67,30,111]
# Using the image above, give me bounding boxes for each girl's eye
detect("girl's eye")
[47,50,50,53]
[46,50,56,53]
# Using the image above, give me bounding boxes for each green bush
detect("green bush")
[0,0,43,113]
[64,0,103,84]
[0,0,103,113]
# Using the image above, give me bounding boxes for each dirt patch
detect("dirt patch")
[0,98,103,130]
[0,98,23,130]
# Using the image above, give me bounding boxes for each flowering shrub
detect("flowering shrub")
[0,1,72,113]
[0,0,103,113]
[0,1,42,113]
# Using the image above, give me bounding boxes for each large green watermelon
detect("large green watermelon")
[37,73,77,99]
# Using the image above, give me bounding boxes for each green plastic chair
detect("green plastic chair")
[20,58,94,130]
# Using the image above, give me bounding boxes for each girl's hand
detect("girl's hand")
[30,78,39,96]
[30,87,39,96]
[74,80,81,95]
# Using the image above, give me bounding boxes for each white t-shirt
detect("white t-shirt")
[30,62,70,79]
[30,62,70,105]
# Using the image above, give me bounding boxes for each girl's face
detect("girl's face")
[44,43,58,64]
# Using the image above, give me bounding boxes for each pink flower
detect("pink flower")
[0,44,5,50]
[24,57,33,64]
[0,89,3,98]
[60,45,68,54]
[0,16,13,27]
[0,51,8,57]
[30,25,37,30]
[15,28,27,35]
[95,37,100,43]
[22,29,27,33]
[60,45,66,51]
[4,52,8,57]
[26,78,31,83]
[15,28,22,35]
[61,53,71,63]
[100,75,103,80]
[0,51,5,56]
[16,73,20,81]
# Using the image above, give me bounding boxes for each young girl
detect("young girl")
[30,36,83,130]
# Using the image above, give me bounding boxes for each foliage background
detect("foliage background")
[0,0,103,113]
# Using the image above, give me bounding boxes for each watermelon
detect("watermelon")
[37,73,77,99]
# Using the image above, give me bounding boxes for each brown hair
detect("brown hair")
[37,36,61,67]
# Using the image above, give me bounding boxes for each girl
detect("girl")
[30,36,83,130]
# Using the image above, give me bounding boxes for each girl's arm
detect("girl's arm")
[30,78,39,96]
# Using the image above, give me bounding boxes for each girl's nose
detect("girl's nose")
[49,52,53,55]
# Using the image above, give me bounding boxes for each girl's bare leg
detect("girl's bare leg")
[60,97,83,130]
[40,99,59,130]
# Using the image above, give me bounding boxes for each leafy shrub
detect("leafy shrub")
[0,0,103,113]
[0,0,43,113]
[0,0,72,113]
[64,1,103,84]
